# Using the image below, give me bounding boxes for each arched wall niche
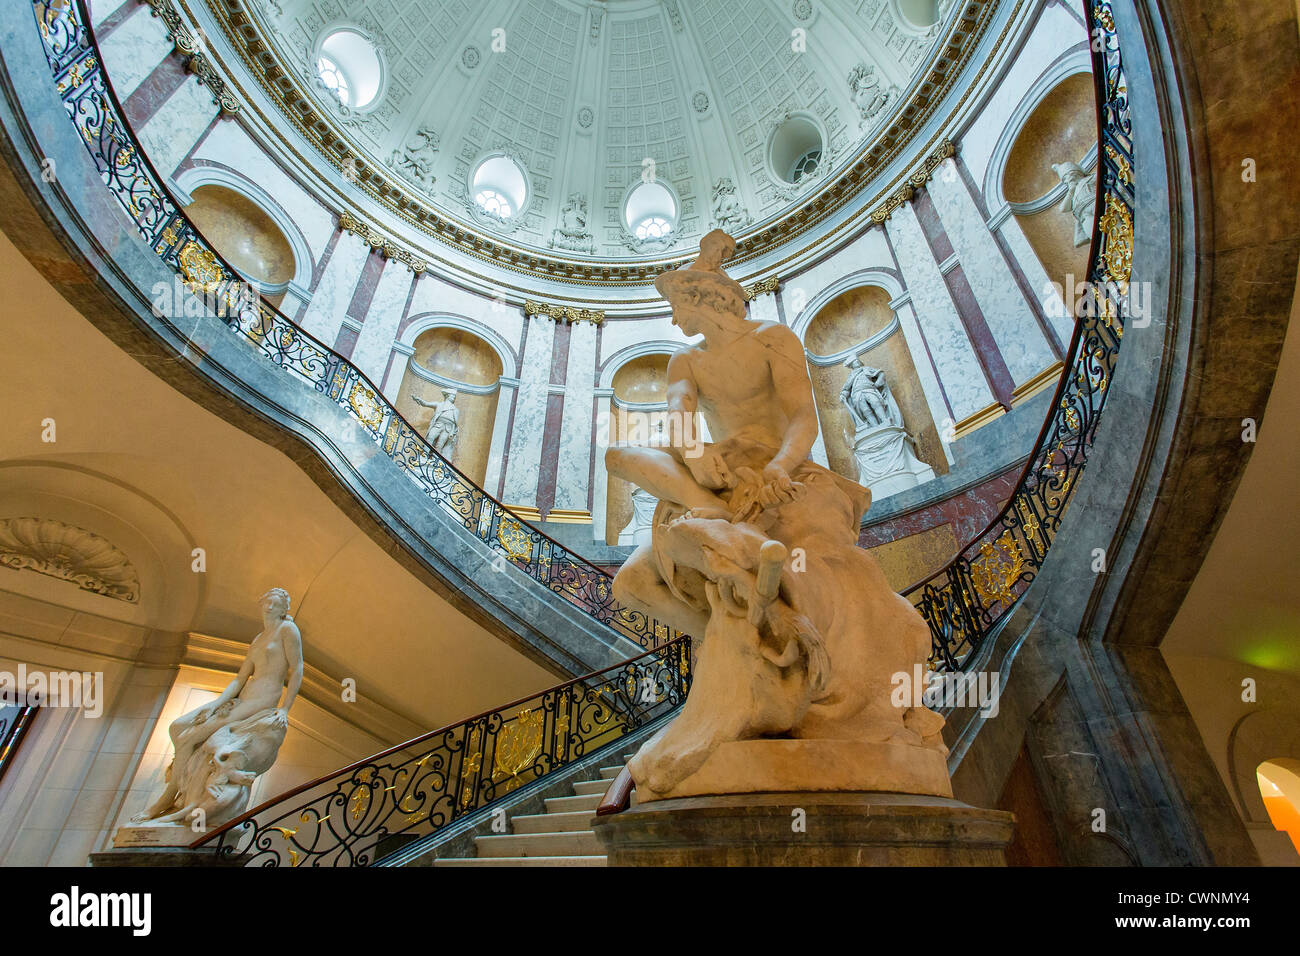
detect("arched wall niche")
[605,353,672,546]
[182,185,298,309]
[1001,70,1098,295]
[1257,759,1300,853]
[393,326,504,486]
[804,286,946,483]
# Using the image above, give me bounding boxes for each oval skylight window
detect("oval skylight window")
[769,115,825,186]
[624,181,677,239]
[471,155,528,219]
[316,29,384,109]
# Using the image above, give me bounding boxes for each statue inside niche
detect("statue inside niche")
[550,193,596,254]
[839,357,904,429]
[388,125,440,191]
[1052,160,1097,247]
[605,230,948,801]
[129,589,303,834]
[413,388,460,459]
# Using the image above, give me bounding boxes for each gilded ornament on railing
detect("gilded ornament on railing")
[493,709,544,789]
[177,240,223,292]
[1015,498,1042,552]
[970,531,1026,607]
[349,784,370,822]
[1098,194,1133,284]
[1105,144,1132,187]
[497,515,533,561]
[347,381,385,430]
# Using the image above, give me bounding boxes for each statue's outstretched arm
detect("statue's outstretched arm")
[411,396,434,408]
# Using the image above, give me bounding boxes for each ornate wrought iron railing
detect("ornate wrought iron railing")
[0,702,38,787]
[901,0,1133,669]
[30,0,671,652]
[29,0,1129,680]
[190,636,689,866]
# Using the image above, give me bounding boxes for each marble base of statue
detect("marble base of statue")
[851,422,935,501]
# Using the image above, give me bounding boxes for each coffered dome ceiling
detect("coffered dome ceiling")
[218,0,988,272]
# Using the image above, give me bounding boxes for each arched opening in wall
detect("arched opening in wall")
[605,354,674,547]
[315,28,385,109]
[471,154,529,222]
[768,115,825,186]
[804,285,946,484]
[1257,759,1300,854]
[1002,72,1098,297]
[394,327,504,486]
[183,185,297,309]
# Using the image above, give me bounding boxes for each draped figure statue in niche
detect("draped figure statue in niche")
[840,357,903,429]
[1052,160,1097,247]
[127,589,303,836]
[604,230,950,801]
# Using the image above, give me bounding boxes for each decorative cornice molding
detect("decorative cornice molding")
[138,0,240,115]
[524,299,605,326]
[0,517,140,603]
[337,210,427,274]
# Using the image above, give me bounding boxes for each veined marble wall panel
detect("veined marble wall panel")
[888,204,993,420]
[895,300,954,461]
[958,4,1091,191]
[351,265,412,387]
[1001,215,1075,348]
[928,170,1055,384]
[404,273,525,361]
[136,78,218,182]
[89,0,130,28]
[553,322,598,512]
[502,319,556,505]
[298,230,368,344]
[748,292,780,326]
[194,122,336,263]
[96,5,170,100]
[599,316,682,370]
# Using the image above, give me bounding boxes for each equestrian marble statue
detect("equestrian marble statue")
[605,230,951,801]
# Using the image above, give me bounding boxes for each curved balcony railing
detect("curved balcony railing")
[901,0,1132,669]
[31,0,672,654]
[30,0,1127,704]
[191,635,689,866]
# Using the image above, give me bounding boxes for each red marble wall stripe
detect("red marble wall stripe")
[345,251,385,326]
[913,188,1016,409]
[536,391,565,516]
[333,325,360,360]
[122,56,190,133]
[94,2,138,40]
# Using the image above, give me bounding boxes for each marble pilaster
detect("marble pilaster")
[298,230,369,344]
[137,77,220,182]
[485,378,517,497]
[350,264,412,387]
[552,321,598,512]
[502,318,556,505]
[96,5,171,101]
[888,206,993,421]
[928,168,1055,384]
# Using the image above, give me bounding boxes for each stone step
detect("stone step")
[545,792,603,813]
[476,830,602,857]
[599,766,624,779]
[434,855,607,867]
[571,778,614,796]
[513,810,594,833]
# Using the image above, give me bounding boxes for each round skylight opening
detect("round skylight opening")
[896,0,943,30]
[624,181,677,238]
[316,29,384,109]
[768,115,825,186]
[471,155,528,220]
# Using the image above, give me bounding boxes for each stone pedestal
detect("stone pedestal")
[636,738,954,802]
[90,846,246,867]
[851,423,935,500]
[592,792,1015,866]
[112,823,198,848]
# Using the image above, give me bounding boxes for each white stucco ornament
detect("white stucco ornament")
[606,231,951,802]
